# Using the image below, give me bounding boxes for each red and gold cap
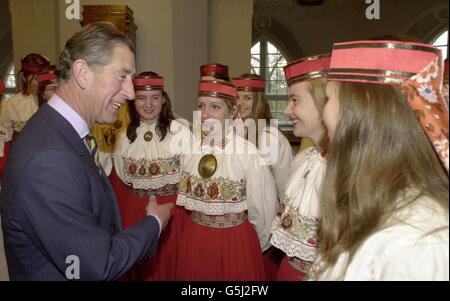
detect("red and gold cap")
[328,40,441,85]
[0,80,5,95]
[200,63,229,79]
[198,80,237,102]
[284,53,330,85]
[20,54,50,75]
[36,71,58,87]
[232,77,265,92]
[329,39,448,172]
[133,75,164,91]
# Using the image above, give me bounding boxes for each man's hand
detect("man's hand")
[145,195,173,232]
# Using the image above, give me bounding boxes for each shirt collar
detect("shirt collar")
[47,94,89,139]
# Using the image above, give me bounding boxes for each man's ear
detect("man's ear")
[71,59,91,89]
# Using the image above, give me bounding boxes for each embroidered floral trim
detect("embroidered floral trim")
[178,172,246,202]
[132,183,179,197]
[271,195,320,261]
[11,120,26,132]
[190,211,248,228]
[304,260,326,281]
[287,257,314,274]
[123,155,181,189]
[418,84,437,103]
[403,56,449,171]
[177,194,248,215]
[415,59,439,84]
[177,171,248,215]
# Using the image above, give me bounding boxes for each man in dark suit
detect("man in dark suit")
[0,22,173,280]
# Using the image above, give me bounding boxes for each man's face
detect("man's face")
[87,44,135,125]
[43,84,57,101]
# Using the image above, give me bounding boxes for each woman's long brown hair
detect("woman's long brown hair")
[316,82,449,279]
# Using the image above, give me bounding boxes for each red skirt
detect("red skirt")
[109,169,189,280]
[176,212,266,281]
[276,255,308,281]
[0,140,12,181]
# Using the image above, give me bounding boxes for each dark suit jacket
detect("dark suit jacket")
[0,103,159,280]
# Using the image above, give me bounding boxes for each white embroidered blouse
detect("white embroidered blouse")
[1,92,39,133]
[270,147,327,262]
[114,119,192,193]
[176,129,278,251]
[235,120,293,200]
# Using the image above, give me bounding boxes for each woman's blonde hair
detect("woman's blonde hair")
[316,82,449,278]
[309,78,327,113]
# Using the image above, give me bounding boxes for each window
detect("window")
[432,30,448,60]
[251,40,291,128]
[2,63,16,100]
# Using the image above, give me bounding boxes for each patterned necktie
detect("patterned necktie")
[84,134,100,167]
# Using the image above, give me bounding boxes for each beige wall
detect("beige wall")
[55,0,176,97]
[0,0,13,80]
[9,0,59,89]
[207,0,253,78]
[172,0,208,120]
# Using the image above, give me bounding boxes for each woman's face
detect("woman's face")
[197,96,234,135]
[134,90,165,123]
[236,91,254,119]
[323,81,340,141]
[27,74,39,95]
[43,84,57,101]
[283,81,325,140]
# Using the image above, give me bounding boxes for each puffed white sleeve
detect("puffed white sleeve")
[245,150,278,252]
[112,132,130,185]
[0,103,13,157]
[271,129,293,200]
[377,239,449,281]
[0,122,11,157]
[0,118,12,141]
[0,100,13,135]
[343,227,449,281]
